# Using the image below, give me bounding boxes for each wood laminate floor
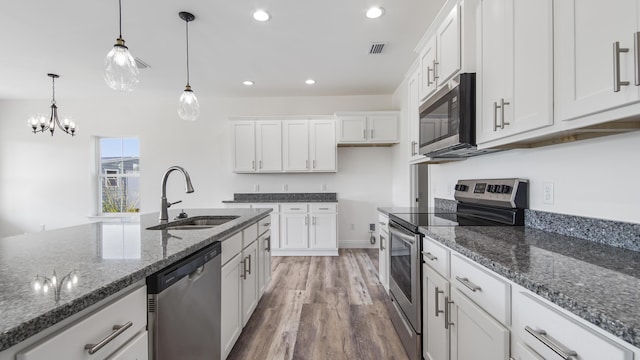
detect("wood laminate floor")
[227,249,409,360]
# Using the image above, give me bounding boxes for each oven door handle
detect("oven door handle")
[389,222,416,246]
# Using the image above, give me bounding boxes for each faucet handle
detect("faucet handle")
[175,210,189,220]
[168,200,182,208]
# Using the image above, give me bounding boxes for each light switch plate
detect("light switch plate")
[543,182,554,204]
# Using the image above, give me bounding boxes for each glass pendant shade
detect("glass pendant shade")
[104,39,139,92]
[178,86,200,121]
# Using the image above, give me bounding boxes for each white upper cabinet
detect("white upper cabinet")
[476,0,554,146]
[232,121,256,172]
[555,0,640,122]
[309,120,337,172]
[407,66,422,161]
[282,120,310,171]
[436,4,461,86]
[255,121,282,172]
[336,111,400,145]
[420,37,438,100]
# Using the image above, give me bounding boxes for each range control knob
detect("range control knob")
[460,184,468,192]
[487,185,494,193]
[501,185,512,194]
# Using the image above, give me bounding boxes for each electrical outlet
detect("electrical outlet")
[282,184,288,192]
[369,223,375,231]
[446,183,454,195]
[254,184,260,192]
[543,182,554,205]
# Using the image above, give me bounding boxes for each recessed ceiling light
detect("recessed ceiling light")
[253,10,270,22]
[305,79,316,85]
[243,80,255,86]
[366,7,385,19]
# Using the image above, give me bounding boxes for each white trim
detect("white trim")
[339,240,378,249]
[272,249,339,256]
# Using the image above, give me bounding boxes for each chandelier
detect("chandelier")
[28,74,77,136]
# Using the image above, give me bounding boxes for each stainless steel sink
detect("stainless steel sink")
[147,215,239,230]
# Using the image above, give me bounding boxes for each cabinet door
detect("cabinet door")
[282,120,310,171]
[281,213,308,248]
[221,254,242,359]
[555,0,640,121]
[309,213,337,249]
[106,331,148,360]
[423,266,450,360]
[512,343,544,360]
[450,288,509,360]
[232,121,256,172]
[255,120,282,172]
[436,5,461,85]
[420,37,438,101]
[338,115,368,142]
[270,212,280,249]
[408,69,421,161]
[378,229,389,292]
[261,233,272,292]
[309,120,336,172]
[368,115,398,143]
[241,240,259,327]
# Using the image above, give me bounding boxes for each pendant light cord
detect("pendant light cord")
[118,0,123,39]
[185,19,190,86]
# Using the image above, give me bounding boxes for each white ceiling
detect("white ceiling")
[0,0,443,100]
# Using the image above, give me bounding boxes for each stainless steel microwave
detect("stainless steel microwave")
[418,73,476,157]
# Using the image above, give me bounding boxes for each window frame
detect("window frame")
[97,137,140,215]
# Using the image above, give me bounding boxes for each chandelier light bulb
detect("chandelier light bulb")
[104,0,139,91]
[178,86,200,121]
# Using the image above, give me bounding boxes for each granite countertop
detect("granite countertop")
[223,192,338,203]
[0,208,271,352]
[420,225,640,348]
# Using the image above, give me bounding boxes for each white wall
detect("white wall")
[0,95,396,241]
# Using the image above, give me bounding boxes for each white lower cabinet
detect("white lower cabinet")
[278,203,338,255]
[309,213,337,249]
[423,265,450,360]
[377,212,389,292]
[241,239,259,327]
[450,287,510,360]
[257,225,272,296]
[16,286,148,360]
[281,210,308,249]
[221,253,243,360]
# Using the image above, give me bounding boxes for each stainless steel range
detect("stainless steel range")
[387,178,528,360]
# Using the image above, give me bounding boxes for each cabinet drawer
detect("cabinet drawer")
[281,204,308,213]
[513,290,633,360]
[243,223,258,248]
[222,232,243,265]
[422,236,450,278]
[17,286,147,360]
[310,203,337,213]
[450,253,510,325]
[251,203,279,213]
[378,213,389,234]
[257,216,271,235]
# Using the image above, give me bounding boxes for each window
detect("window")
[99,138,140,214]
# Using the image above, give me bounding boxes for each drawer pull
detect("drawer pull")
[263,222,271,226]
[378,221,386,226]
[84,321,133,354]
[456,276,481,292]
[290,207,301,210]
[319,207,330,210]
[422,251,437,261]
[525,326,578,359]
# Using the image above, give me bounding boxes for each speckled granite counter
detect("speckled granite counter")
[223,192,337,203]
[0,208,271,352]
[420,225,640,348]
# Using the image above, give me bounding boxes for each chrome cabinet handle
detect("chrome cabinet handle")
[411,141,417,156]
[240,257,247,279]
[493,101,500,131]
[444,296,454,329]
[456,276,482,292]
[313,159,316,169]
[380,234,385,251]
[251,160,255,170]
[247,254,252,275]
[370,129,374,139]
[305,215,308,225]
[378,221,386,226]
[259,160,263,169]
[266,237,271,252]
[614,41,630,92]
[426,66,434,86]
[305,160,309,169]
[263,222,271,226]
[433,60,439,80]
[84,321,132,354]
[435,286,444,317]
[422,251,437,261]
[635,32,640,86]
[363,129,367,139]
[525,326,578,359]
[290,207,301,210]
[319,207,330,210]
[500,98,510,129]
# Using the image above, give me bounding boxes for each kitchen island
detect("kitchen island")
[0,208,271,356]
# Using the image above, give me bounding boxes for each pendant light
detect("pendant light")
[27,74,77,136]
[104,0,139,91]
[178,11,200,121]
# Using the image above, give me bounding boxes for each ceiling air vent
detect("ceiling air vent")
[135,57,151,69]
[369,42,386,54]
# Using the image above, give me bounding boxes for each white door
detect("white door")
[282,120,309,171]
[368,115,398,143]
[420,37,438,101]
[338,115,368,142]
[281,213,308,249]
[309,120,336,171]
[255,120,282,172]
[408,69,421,161]
[436,4,461,85]
[555,0,640,121]
[450,288,510,360]
[309,213,337,249]
[232,121,256,172]
[241,240,259,326]
[424,266,450,360]
[221,254,243,359]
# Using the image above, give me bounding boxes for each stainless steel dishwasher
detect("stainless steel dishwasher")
[147,241,221,360]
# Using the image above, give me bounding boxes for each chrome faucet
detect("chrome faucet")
[159,166,194,222]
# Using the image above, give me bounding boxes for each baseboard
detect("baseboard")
[339,239,378,249]
[272,249,339,256]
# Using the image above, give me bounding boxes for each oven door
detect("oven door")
[388,220,421,332]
